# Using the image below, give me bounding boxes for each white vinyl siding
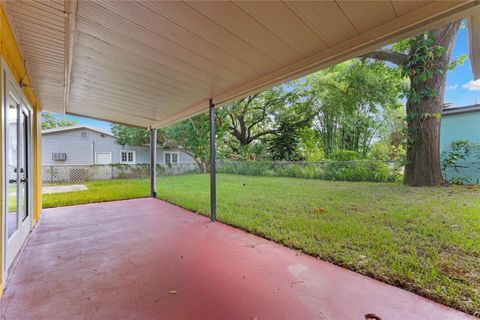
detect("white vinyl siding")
[120,150,136,164]
[42,127,196,165]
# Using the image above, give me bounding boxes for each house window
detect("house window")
[120,150,136,164]
[80,131,87,139]
[164,152,179,164]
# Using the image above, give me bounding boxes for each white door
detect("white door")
[96,152,112,164]
[5,85,32,271]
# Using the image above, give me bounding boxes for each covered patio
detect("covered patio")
[2,1,480,318]
[1,198,474,319]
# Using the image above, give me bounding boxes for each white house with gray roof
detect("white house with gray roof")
[42,125,195,166]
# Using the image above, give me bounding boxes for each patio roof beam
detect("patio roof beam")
[150,128,157,198]
[209,99,216,222]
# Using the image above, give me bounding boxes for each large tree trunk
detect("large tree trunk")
[404,21,461,186]
[363,20,461,186]
[404,95,445,186]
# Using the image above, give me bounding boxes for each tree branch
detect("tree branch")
[362,49,407,66]
[249,129,278,142]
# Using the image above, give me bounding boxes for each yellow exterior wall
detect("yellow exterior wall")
[0,4,43,296]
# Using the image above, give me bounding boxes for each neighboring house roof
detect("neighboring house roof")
[442,104,480,116]
[41,125,192,154]
[42,125,114,137]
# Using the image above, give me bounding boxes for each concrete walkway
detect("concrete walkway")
[42,184,88,194]
[0,199,475,320]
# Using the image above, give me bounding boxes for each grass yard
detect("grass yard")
[43,174,480,315]
[42,179,149,208]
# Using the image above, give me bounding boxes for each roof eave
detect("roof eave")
[42,125,114,137]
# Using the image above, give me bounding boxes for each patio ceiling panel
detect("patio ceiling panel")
[3,1,480,128]
[390,1,435,16]
[335,1,398,33]
[3,0,65,113]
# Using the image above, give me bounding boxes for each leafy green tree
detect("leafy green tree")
[163,113,227,172]
[298,126,324,161]
[223,86,314,158]
[111,124,150,147]
[307,59,402,158]
[363,20,463,186]
[41,112,77,129]
[369,107,406,161]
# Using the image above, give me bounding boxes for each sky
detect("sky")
[49,26,480,133]
[444,26,480,106]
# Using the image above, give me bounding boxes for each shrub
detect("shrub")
[322,161,399,182]
[441,140,480,184]
[217,160,401,183]
[274,164,320,179]
[332,150,360,161]
[369,142,390,160]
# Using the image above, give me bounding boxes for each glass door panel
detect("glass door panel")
[19,108,28,223]
[7,103,18,238]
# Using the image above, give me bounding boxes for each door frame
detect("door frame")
[1,59,34,289]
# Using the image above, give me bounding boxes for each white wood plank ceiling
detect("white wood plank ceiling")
[4,0,65,113]
[4,1,480,128]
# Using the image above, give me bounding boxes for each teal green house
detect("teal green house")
[440,104,480,184]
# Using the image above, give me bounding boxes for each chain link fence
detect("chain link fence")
[442,161,480,184]
[42,163,198,184]
[216,160,480,184]
[217,160,403,182]
[43,160,480,185]
[441,141,480,185]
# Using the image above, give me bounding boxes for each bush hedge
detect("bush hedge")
[217,160,402,182]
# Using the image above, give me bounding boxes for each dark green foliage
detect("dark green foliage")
[268,120,302,161]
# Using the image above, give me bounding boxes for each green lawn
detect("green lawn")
[42,179,149,208]
[43,174,480,315]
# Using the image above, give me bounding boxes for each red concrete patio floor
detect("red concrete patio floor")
[0,198,475,320]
